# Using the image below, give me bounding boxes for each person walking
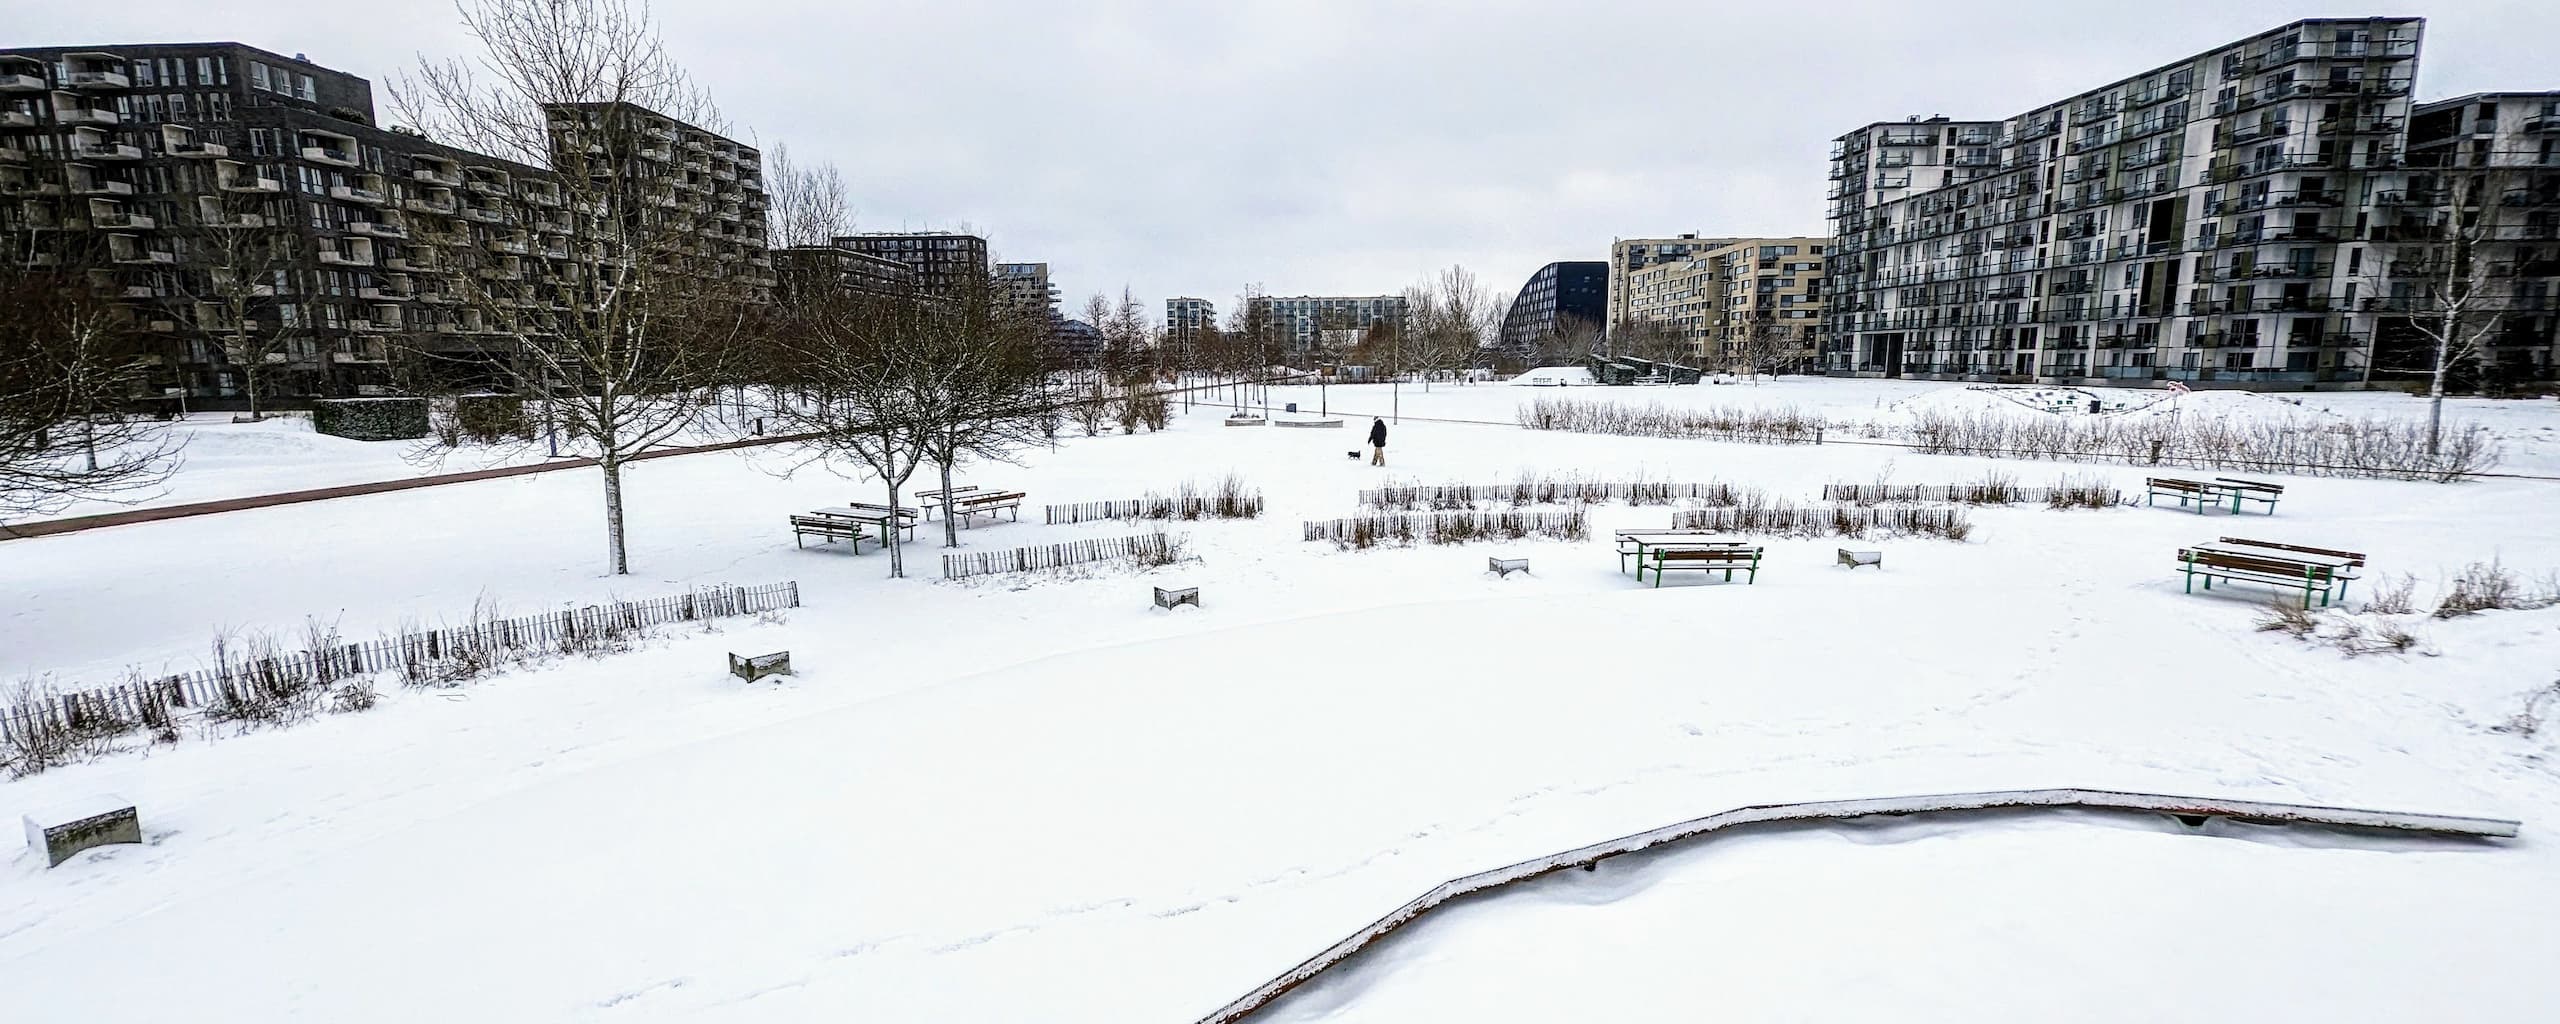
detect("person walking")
[1368,417,1388,466]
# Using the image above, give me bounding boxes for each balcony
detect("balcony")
[70,176,133,196]
[462,206,509,224]
[317,244,376,267]
[350,220,408,239]
[65,70,130,90]
[2271,227,2339,243]
[73,141,142,161]
[168,137,227,158]
[0,109,33,128]
[54,105,118,126]
[405,194,457,215]
[0,73,43,92]
[1878,131,1934,147]
[302,145,360,168]
[2251,261,2333,280]
[90,209,154,230]
[109,240,174,265]
[330,184,387,205]
[487,235,530,255]
[412,166,464,188]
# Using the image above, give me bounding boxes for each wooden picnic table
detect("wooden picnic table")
[1615,530,1747,573]
[810,505,918,546]
[2178,538,2364,607]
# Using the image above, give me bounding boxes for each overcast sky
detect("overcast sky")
[16,1,2560,320]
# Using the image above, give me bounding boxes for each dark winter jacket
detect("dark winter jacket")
[1368,419,1388,447]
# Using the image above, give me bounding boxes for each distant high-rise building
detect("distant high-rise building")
[1498,261,1606,354]
[1164,296,1216,364]
[1605,235,1744,334]
[994,261,1058,318]
[1247,294,1407,359]
[1618,239,1829,369]
[830,231,989,296]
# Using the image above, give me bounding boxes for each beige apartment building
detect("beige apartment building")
[1616,237,1829,370]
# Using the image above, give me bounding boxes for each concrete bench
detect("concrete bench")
[1274,418,1345,429]
[1154,586,1201,610]
[24,798,142,869]
[1837,549,1883,569]
[1223,415,1265,427]
[1487,557,1530,579]
[728,650,792,682]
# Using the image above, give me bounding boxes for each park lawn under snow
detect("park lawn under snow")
[3,378,2558,1021]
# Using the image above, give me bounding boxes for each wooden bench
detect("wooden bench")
[917,485,980,520]
[2177,546,2347,608]
[1837,548,1883,570]
[790,514,873,552]
[1615,529,1741,573]
[2219,536,2363,597]
[1638,546,1763,587]
[2212,477,2284,514]
[728,650,792,682]
[950,490,1026,527]
[1153,586,1200,610]
[1487,556,1530,579]
[2145,477,2216,512]
[844,503,921,542]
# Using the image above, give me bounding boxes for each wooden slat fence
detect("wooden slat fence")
[1673,505,1970,538]
[1044,494,1264,524]
[1359,481,1745,510]
[1302,511,1588,549]
[942,533,1190,578]
[1,582,800,749]
[1823,483,2125,506]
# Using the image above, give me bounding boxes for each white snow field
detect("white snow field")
[3,377,2558,1022]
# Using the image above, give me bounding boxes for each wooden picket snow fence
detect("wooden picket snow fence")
[1360,481,1744,510]
[942,532,1190,578]
[0,582,801,750]
[1673,505,1971,539]
[1044,494,1263,524]
[1822,483,2124,506]
[1303,511,1589,549]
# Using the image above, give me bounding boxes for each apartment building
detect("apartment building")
[1603,234,1742,333]
[1247,293,1408,358]
[1824,18,2444,388]
[0,41,770,402]
[993,261,1058,319]
[1163,295,1215,363]
[2400,92,2560,386]
[1615,238,1828,368]
[831,231,989,297]
[770,244,921,298]
[1496,260,1605,353]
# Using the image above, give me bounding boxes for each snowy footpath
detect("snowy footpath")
[3,378,2556,1022]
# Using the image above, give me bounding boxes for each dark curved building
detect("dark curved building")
[1499,261,1606,355]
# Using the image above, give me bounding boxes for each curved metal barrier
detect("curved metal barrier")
[1191,787,2521,1023]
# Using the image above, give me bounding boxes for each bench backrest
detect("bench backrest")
[2147,477,2208,490]
[960,491,1025,504]
[2181,549,2332,577]
[1655,547,1760,564]
[2213,478,2285,494]
[790,516,864,531]
[2218,537,2363,564]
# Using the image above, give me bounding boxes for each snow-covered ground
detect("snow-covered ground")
[3,377,2556,1022]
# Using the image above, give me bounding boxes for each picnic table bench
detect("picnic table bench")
[917,485,979,519]
[2146,476,2284,515]
[2178,538,2364,607]
[1636,545,1764,588]
[804,505,919,549]
[949,490,1026,526]
[790,514,875,552]
[1615,529,1747,573]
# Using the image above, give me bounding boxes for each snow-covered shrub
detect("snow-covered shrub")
[2431,561,2548,619]
[1518,398,1826,445]
[1303,511,1587,550]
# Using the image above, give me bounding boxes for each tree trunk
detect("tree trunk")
[938,457,959,548]
[884,481,907,578]
[601,455,630,575]
[82,418,98,472]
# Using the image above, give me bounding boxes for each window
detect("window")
[134,62,156,87]
[196,57,214,84]
[297,74,316,101]
[250,61,270,92]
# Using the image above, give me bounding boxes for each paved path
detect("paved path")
[0,431,818,541]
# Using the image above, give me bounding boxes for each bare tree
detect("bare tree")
[764,143,851,250]
[0,260,182,519]
[176,187,306,420]
[1400,265,1498,391]
[2368,169,2535,453]
[392,0,755,575]
[915,277,1054,548]
[765,290,932,578]
[1730,311,1804,383]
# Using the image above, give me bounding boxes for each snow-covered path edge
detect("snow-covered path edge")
[1197,787,2522,1024]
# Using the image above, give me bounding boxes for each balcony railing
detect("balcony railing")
[73,142,142,160]
[302,146,359,167]
[413,167,464,187]
[66,70,130,89]
[330,184,387,205]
